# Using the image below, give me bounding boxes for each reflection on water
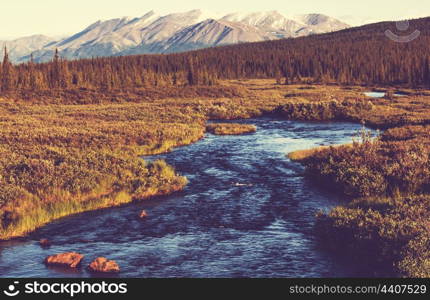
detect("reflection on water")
[0,118,374,278]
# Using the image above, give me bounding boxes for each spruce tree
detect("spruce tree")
[1,47,13,92]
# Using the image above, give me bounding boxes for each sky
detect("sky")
[1,0,430,39]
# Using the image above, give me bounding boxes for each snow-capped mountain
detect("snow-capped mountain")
[158,19,274,53]
[292,14,350,35]
[6,10,350,63]
[221,11,304,37]
[0,35,56,62]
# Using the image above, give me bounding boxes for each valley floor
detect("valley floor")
[1,79,430,277]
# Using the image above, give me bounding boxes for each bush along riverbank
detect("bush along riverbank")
[295,124,430,277]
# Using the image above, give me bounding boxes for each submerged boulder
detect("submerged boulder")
[88,257,120,273]
[44,252,84,268]
[39,239,51,247]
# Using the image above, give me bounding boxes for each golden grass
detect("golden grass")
[288,144,353,162]
[206,123,257,135]
[288,146,331,162]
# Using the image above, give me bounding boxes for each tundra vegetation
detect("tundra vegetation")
[292,119,430,277]
[302,127,430,278]
[0,78,429,251]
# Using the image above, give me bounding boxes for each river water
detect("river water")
[0,118,374,278]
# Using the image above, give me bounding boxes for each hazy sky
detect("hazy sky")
[1,0,430,39]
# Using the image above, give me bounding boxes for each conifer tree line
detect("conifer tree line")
[1,17,430,93]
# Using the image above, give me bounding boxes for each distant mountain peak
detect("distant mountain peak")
[142,10,157,17]
[5,10,350,63]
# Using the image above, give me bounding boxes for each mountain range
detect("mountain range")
[0,10,350,63]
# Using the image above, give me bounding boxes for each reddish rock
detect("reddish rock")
[88,257,120,273]
[44,252,84,268]
[39,239,51,247]
[139,210,148,218]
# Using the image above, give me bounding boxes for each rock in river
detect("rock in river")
[88,257,120,273]
[39,239,51,247]
[44,252,84,268]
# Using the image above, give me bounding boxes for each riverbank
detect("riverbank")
[0,156,188,240]
[289,124,430,277]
